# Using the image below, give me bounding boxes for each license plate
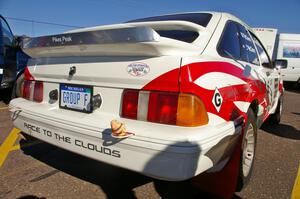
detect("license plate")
[59,84,93,113]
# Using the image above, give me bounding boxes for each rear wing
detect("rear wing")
[23,27,159,49]
[22,21,203,58]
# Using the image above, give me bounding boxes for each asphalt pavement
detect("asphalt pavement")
[0,88,299,199]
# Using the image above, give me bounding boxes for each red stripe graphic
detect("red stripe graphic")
[142,61,269,122]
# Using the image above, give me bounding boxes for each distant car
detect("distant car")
[9,12,286,192]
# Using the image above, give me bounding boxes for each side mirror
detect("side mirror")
[274,59,288,69]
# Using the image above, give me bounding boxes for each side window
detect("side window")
[218,21,241,60]
[251,33,273,68]
[237,24,259,65]
[0,18,14,47]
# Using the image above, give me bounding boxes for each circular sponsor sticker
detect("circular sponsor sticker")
[127,62,150,77]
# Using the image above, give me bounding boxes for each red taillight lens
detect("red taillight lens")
[33,81,43,102]
[121,89,209,126]
[121,90,139,119]
[147,92,178,124]
[22,80,43,102]
[23,80,31,99]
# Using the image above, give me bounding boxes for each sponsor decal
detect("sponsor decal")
[127,62,150,77]
[212,87,223,112]
[283,44,300,58]
[23,122,121,158]
[52,36,72,44]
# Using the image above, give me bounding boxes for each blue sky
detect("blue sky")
[1,0,300,36]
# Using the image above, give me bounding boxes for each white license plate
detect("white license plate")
[59,84,93,113]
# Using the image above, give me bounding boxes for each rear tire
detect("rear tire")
[236,109,257,192]
[269,96,283,124]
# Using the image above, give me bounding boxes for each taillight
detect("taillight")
[33,81,43,102]
[121,90,139,119]
[22,80,44,102]
[22,67,43,102]
[176,93,208,126]
[121,89,208,127]
[147,92,178,125]
[23,80,31,99]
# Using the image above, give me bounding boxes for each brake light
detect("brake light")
[147,92,178,124]
[33,81,43,102]
[23,80,32,99]
[121,90,139,119]
[22,81,44,102]
[121,89,208,127]
[22,67,43,102]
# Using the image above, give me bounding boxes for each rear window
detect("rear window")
[156,30,199,43]
[127,13,210,43]
[127,13,212,27]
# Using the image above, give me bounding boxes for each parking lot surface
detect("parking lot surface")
[0,89,299,199]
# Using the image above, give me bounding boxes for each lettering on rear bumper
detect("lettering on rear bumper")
[24,122,121,158]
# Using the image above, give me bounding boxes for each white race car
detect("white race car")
[9,12,286,194]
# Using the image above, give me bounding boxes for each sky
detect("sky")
[0,0,300,37]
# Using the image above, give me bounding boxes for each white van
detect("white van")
[277,34,300,84]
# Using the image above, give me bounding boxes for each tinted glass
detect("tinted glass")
[218,22,241,60]
[0,18,13,46]
[156,30,199,43]
[237,24,259,65]
[127,13,212,27]
[251,33,272,68]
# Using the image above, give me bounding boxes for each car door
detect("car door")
[237,24,278,113]
[250,32,280,112]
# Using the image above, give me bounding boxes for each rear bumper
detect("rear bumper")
[10,98,242,181]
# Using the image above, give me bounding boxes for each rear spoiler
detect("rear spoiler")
[23,27,159,49]
[22,22,202,58]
